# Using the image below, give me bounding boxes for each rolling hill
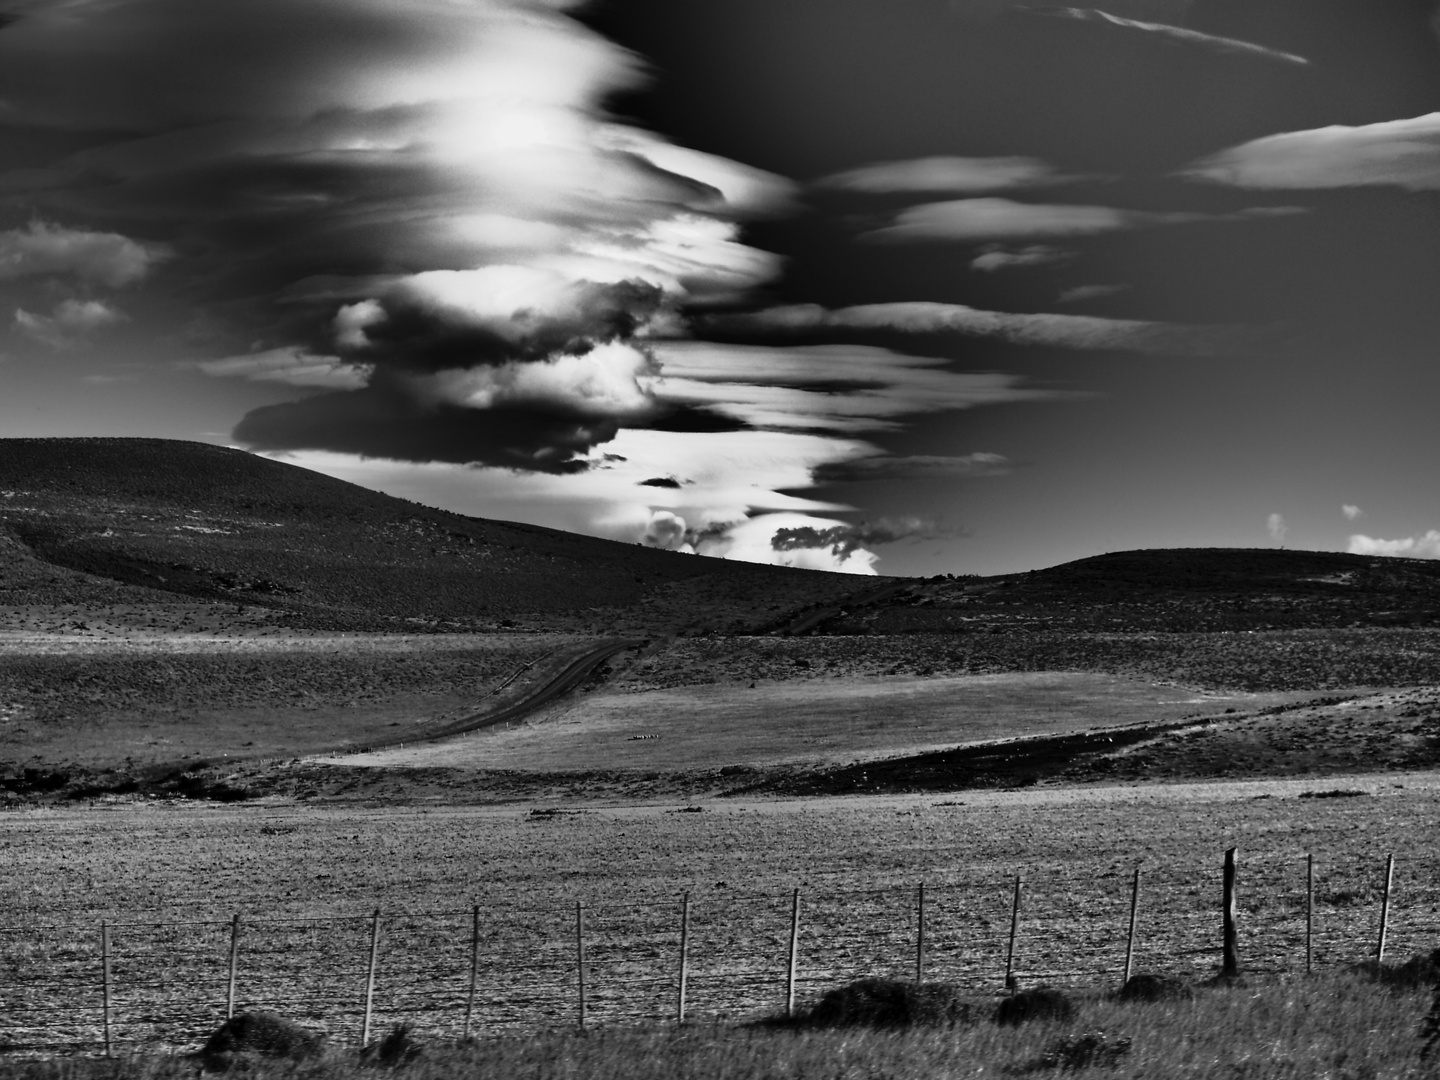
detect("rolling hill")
[0,437,865,632]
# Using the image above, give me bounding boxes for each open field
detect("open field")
[338,672,1312,772]
[1,776,1438,1059]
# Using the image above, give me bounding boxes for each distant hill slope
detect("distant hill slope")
[0,438,864,629]
[819,548,1440,634]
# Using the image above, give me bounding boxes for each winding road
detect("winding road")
[352,637,642,754]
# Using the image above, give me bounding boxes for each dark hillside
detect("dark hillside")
[815,548,1440,635]
[0,438,864,629]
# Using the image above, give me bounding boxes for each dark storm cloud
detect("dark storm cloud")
[638,476,682,488]
[232,381,618,474]
[772,516,959,557]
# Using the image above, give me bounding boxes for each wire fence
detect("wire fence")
[1,848,1436,1057]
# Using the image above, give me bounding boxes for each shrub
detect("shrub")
[199,1011,325,1070]
[1023,1028,1134,1071]
[361,1022,423,1067]
[1117,973,1193,1003]
[804,978,978,1029]
[995,987,1075,1026]
[1354,947,1440,990]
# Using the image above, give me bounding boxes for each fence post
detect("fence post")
[916,882,926,986]
[1306,854,1314,975]
[227,913,242,1019]
[1122,864,1141,987]
[100,920,113,1058]
[1004,872,1023,991]
[677,891,690,1024]
[576,901,587,1031]
[1376,854,1395,964]
[786,888,801,1019]
[1222,848,1239,977]
[463,904,480,1040]
[361,909,381,1047]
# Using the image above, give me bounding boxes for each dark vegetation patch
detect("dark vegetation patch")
[199,1011,326,1070]
[1117,973,1193,1003]
[802,978,978,1029]
[1354,949,1440,991]
[1016,1029,1134,1072]
[995,988,1076,1026]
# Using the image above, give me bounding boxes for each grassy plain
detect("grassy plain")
[344,672,1308,772]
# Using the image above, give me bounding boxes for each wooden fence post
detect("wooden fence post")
[463,904,480,1040]
[786,888,801,1019]
[1005,872,1023,991]
[1376,854,1395,964]
[576,901,587,1031]
[100,920,113,1058]
[1122,864,1142,987]
[226,914,241,1019]
[916,882,926,986]
[1222,848,1239,977]
[1306,854,1314,975]
[361,909,381,1047]
[677,892,690,1024]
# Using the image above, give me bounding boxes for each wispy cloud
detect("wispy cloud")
[196,347,370,390]
[1349,531,1440,559]
[971,245,1073,273]
[701,301,1265,358]
[1267,512,1288,545]
[1342,504,1364,521]
[773,516,961,559]
[815,156,1071,195]
[1057,283,1129,304]
[1184,113,1440,191]
[814,453,1014,483]
[13,298,126,349]
[1015,6,1308,65]
[859,197,1302,243]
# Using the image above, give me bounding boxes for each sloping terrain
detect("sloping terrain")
[0,438,864,632]
[815,548,1440,635]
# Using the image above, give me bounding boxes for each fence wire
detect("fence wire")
[1,851,1436,1056]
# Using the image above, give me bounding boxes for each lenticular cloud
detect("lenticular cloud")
[0,0,786,472]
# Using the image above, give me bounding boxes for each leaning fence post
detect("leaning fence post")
[100,920,113,1058]
[576,901,587,1031]
[1122,864,1142,987]
[1376,854,1395,964]
[916,882,926,986]
[227,913,242,1019]
[677,891,691,1024]
[1004,872,1023,991]
[1306,854,1314,975]
[463,904,480,1040]
[1222,848,1239,977]
[361,909,381,1047]
[785,888,801,1019]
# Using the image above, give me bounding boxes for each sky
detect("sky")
[2,0,1439,576]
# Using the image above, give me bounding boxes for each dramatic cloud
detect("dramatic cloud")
[13,298,126,349]
[0,222,165,287]
[971,245,1072,273]
[1267,512,1288,545]
[1184,113,1440,191]
[860,197,1301,243]
[1015,6,1308,65]
[814,453,1014,483]
[1348,531,1440,559]
[815,156,1068,195]
[1342,504,1364,521]
[701,301,1262,358]
[0,0,789,477]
